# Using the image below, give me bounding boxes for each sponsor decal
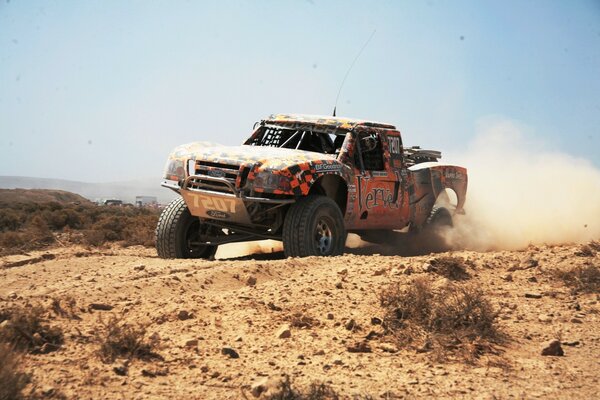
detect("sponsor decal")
[444,170,463,180]
[191,194,237,213]
[207,169,226,178]
[206,210,230,219]
[347,184,357,193]
[365,188,399,210]
[314,163,342,172]
[371,171,388,177]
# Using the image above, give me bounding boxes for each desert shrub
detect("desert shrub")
[265,375,342,400]
[380,277,501,361]
[97,316,160,363]
[287,312,318,329]
[50,296,79,319]
[555,264,600,294]
[0,304,63,352]
[0,231,27,249]
[121,213,158,247]
[81,229,107,246]
[94,216,125,241]
[428,256,473,280]
[0,195,160,255]
[0,209,24,232]
[39,209,65,230]
[0,343,30,400]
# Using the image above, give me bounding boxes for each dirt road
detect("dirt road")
[1,241,599,399]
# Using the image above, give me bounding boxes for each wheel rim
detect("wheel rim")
[314,217,333,254]
[185,220,212,257]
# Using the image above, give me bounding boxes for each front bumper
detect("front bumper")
[163,175,294,225]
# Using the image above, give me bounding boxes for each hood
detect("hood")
[171,143,337,170]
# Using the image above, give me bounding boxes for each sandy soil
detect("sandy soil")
[1,240,599,399]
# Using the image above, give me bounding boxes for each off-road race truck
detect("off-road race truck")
[156,114,467,259]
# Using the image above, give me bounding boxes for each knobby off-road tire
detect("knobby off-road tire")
[425,206,453,230]
[282,196,347,257]
[420,205,453,252]
[155,197,217,259]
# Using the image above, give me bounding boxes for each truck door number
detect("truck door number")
[194,195,236,213]
[388,137,401,154]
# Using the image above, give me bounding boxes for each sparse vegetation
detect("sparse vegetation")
[0,343,30,400]
[554,264,600,294]
[50,296,80,320]
[287,312,318,329]
[575,241,600,257]
[428,256,473,280]
[0,304,63,352]
[97,316,161,363]
[0,189,159,255]
[379,277,502,361]
[265,375,342,400]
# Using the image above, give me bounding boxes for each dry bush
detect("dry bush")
[81,229,107,247]
[287,312,319,329]
[265,375,341,400]
[380,277,502,361]
[97,316,161,363]
[50,296,80,320]
[0,304,63,353]
[0,195,159,255]
[122,213,157,247]
[575,245,596,257]
[554,264,600,294]
[0,343,30,400]
[428,256,473,280]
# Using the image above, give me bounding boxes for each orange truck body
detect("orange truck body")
[161,114,467,238]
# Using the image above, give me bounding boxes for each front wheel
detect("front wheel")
[155,197,217,259]
[282,196,347,257]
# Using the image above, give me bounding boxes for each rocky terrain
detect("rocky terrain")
[1,239,599,399]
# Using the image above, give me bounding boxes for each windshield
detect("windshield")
[245,125,345,155]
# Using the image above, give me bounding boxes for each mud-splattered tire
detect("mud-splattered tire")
[155,197,217,259]
[282,196,347,257]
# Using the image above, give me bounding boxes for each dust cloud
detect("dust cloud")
[215,240,283,259]
[213,118,600,257]
[446,118,600,251]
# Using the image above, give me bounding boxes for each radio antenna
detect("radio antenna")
[332,29,376,117]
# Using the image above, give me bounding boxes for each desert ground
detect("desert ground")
[1,237,599,399]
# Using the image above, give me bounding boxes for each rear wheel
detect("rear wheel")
[155,197,217,259]
[421,206,453,252]
[282,196,346,257]
[425,206,453,230]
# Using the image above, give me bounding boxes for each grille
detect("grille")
[189,160,241,194]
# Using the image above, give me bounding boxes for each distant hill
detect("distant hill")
[0,176,177,204]
[0,188,92,204]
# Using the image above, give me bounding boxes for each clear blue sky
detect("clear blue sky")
[1,0,599,182]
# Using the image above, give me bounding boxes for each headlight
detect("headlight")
[163,159,186,181]
[253,172,291,192]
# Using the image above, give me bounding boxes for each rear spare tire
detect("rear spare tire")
[282,196,346,257]
[155,197,217,259]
